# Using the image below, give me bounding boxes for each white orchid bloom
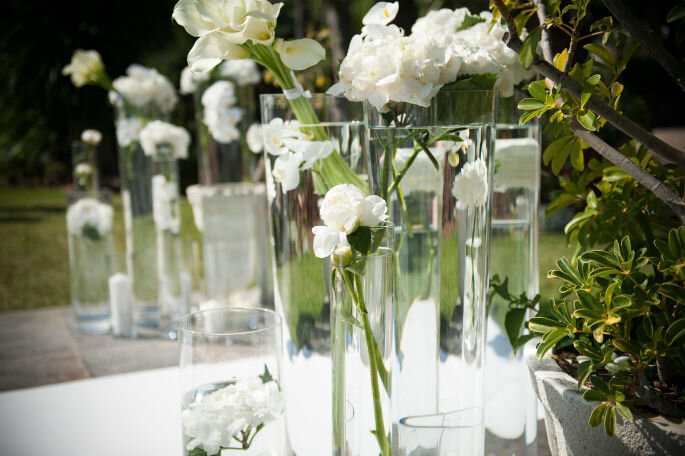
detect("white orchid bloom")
[281,138,336,169]
[263,118,305,155]
[274,38,326,70]
[362,2,399,25]
[272,151,304,192]
[173,0,283,72]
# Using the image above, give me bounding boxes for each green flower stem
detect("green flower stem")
[387,145,421,196]
[354,273,391,456]
[380,129,394,201]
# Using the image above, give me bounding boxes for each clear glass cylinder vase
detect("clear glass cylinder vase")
[66,190,116,333]
[152,158,187,338]
[260,93,368,455]
[485,92,541,455]
[114,103,161,336]
[330,225,394,456]
[71,141,99,193]
[364,90,496,456]
[179,308,285,455]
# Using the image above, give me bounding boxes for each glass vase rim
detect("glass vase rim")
[398,407,482,429]
[177,307,282,337]
[259,93,352,101]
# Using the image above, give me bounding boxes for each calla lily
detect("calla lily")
[362,1,399,25]
[274,38,326,70]
[188,33,249,73]
[272,152,304,192]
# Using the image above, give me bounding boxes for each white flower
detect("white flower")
[363,2,399,25]
[263,118,305,156]
[81,129,102,146]
[201,80,244,143]
[185,184,205,231]
[139,120,191,160]
[74,163,93,176]
[451,158,489,210]
[63,49,105,87]
[112,64,178,115]
[66,198,113,238]
[410,8,469,37]
[115,117,143,147]
[173,0,283,72]
[218,59,261,85]
[152,174,180,233]
[312,184,388,258]
[272,151,304,192]
[179,66,210,94]
[274,38,326,70]
[246,123,263,153]
[182,375,283,455]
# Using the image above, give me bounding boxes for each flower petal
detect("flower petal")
[313,226,345,258]
[172,0,217,37]
[362,2,399,25]
[187,33,248,73]
[275,38,326,71]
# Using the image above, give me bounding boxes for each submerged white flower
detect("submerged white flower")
[63,49,105,87]
[182,375,283,456]
[81,129,102,146]
[152,174,180,233]
[312,184,388,258]
[66,198,113,238]
[246,123,264,153]
[272,151,304,192]
[115,117,143,147]
[201,80,244,143]
[139,120,191,160]
[112,64,178,114]
[451,158,489,210]
[173,0,283,72]
[179,66,210,94]
[218,59,261,85]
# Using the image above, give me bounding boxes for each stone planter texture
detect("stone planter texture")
[526,345,685,456]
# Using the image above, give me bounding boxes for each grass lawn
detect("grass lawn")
[0,187,573,312]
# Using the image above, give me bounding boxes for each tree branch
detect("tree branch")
[569,120,685,226]
[601,0,685,93]
[491,0,685,168]
[533,0,553,63]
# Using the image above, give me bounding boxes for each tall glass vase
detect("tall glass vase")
[330,225,394,456]
[114,103,160,336]
[260,94,367,455]
[152,158,187,338]
[66,190,116,333]
[485,92,541,455]
[364,90,496,455]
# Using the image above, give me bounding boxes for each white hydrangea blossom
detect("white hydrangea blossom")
[152,174,180,233]
[66,198,113,238]
[139,120,190,160]
[451,158,489,210]
[112,64,178,114]
[312,184,388,258]
[182,376,283,456]
[179,66,210,95]
[74,163,93,176]
[410,8,470,37]
[264,118,338,192]
[218,59,261,86]
[115,117,143,147]
[201,81,244,143]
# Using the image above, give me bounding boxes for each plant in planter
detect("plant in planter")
[485,0,685,447]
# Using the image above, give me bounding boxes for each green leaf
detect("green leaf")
[611,338,639,354]
[583,389,608,402]
[519,110,540,126]
[664,318,685,345]
[518,98,545,110]
[543,135,573,167]
[586,74,601,85]
[536,328,568,359]
[520,27,542,68]
[344,257,367,276]
[188,447,209,456]
[667,3,685,22]
[259,364,274,384]
[528,80,548,101]
[604,405,616,436]
[615,403,633,422]
[505,308,527,350]
[570,141,585,170]
[577,110,598,131]
[347,226,371,255]
[577,360,595,390]
[457,13,486,31]
[574,340,603,359]
[82,225,101,242]
[590,376,611,394]
[589,403,609,427]
[584,44,615,66]
[528,316,566,333]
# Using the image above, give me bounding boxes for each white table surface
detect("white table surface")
[0,367,183,456]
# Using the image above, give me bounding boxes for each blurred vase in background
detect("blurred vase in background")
[484,92,541,456]
[66,190,116,334]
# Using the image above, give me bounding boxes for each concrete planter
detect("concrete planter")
[525,345,685,455]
